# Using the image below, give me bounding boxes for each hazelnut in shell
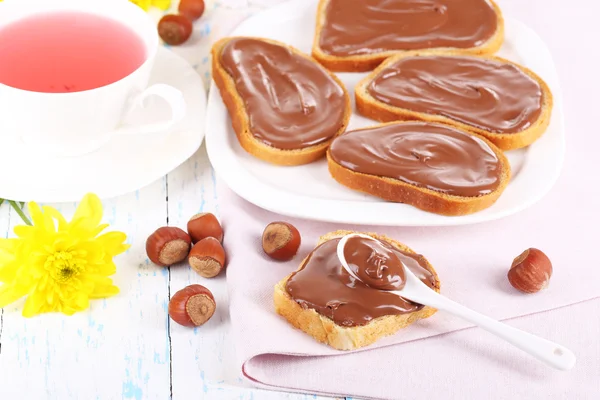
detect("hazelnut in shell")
[508,248,553,294]
[158,14,193,46]
[168,284,216,327]
[262,222,301,261]
[189,237,226,278]
[178,0,205,21]
[187,212,224,243]
[146,227,191,267]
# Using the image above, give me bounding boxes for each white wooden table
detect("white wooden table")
[0,144,348,400]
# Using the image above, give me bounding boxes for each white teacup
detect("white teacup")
[0,0,186,157]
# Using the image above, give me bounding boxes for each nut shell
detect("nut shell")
[158,14,193,46]
[508,248,553,294]
[146,227,191,267]
[189,237,226,278]
[187,213,224,243]
[178,0,205,21]
[168,284,216,327]
[262,221,301,261]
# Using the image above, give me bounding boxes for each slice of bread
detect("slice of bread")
[312,0,505,72]
[211,37,351,166]
[355,51,554,151]
[274,230,441,351]
[326,121,511,216]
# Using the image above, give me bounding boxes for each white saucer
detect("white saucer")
[0,46,206,203]
[206,0,565,227]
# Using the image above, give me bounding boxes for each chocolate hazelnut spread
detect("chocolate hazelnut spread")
[343,236,406,291]
[285,237,436,327]
[219,38,347,150]
[319,0,498,56]
[367,56,544,133]
[329,122,502,197]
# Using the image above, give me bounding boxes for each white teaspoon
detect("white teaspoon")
[337,233,576,371]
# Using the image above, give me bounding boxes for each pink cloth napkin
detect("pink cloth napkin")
[220,153,599,399]
[212,0,600,398]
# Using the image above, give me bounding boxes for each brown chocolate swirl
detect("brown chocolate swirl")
[344,236,406,291]
[219,38,347,150]
[328,122,502,197]
[319,0,498,56]
[367,55,544,133]
[285,237,436,327]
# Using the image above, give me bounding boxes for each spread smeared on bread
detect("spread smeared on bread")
[274,231,440,350]
[312,0,504,72]
[326,122,511,215]
[219,38,347,150]
[211,37,351,165]
[366,55,543,134]
[285,237,436,327]
[356,52,553,150]
[319,0,498,56]
[329,122,503,197]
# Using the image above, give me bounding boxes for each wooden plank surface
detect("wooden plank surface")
[0,148,343,399]
[0,182,172,399]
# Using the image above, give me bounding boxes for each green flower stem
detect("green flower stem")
[9,200,32,226]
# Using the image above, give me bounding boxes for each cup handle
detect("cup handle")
[114,83,187,136]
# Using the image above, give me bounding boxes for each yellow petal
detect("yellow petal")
[0,262,19,282]
[43,206,68,232]
[95,261,117,276]
[89,282,119,299]
[0,284,27,308]
[27,202,56,233]
[0,254,15,268]
[0,238,16,251]
[59,305,79,316]
[74,292,90,309]
[71,193,103,230]
[13,225,34,239]
[27,201,44,226]
[130,0,151,11]
[95,231,129,256]
[152,0,171,11]
[92,223,110,238]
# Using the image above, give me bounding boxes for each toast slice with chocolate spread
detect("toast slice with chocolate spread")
[274,230,441,351]
[326,121,511,216]
[312,0,505,72]
[355,51,554,150]
[211,37,351,166]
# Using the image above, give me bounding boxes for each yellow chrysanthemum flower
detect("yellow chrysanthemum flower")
[0,194,130,317]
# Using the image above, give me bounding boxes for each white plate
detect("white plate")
[0,47,206,203]
[206,0,565,226]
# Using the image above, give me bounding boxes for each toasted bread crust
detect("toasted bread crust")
[325,121,511,216]
[211,37,352,166]
[355,50,554,151]
[311,0,505,72]
[274,230,441,351]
